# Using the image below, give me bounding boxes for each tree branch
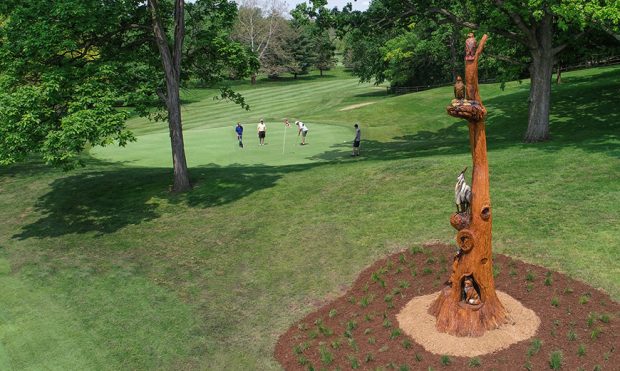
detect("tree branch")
[428,7,478,30]
[148,0,174,92]
[486,53,523,65]
[475,34,488,60]
[172,0,185,81]
[551,31,585,56]
[494,0,537,49]
[429,7,524,44]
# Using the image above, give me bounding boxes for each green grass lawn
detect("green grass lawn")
[0,66,618,370]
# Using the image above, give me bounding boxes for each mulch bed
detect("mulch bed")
[275,243,619,370]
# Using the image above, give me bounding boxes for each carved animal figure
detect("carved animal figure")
[454,76,465,100]
[455,167,472,213]
[463,278,481,305]
[465,33,476,61]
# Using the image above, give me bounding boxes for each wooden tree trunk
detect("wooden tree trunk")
[149,0,191,192]
[524,14,554,143]
[166,82,191,192]
[524,52,553,142]
[430,34,509,337]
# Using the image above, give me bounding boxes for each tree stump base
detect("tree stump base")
[429,285,509,337]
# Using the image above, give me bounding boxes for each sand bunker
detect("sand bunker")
[396,290,540,357]
[339,102,377,111]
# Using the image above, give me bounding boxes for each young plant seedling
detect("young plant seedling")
[551,297,559,307]
[548,351,563,370]
[527,339,543,357]
[440,355,451,366]
[468,357,481,367]
[577,344,586,357]
[319,344,333,365]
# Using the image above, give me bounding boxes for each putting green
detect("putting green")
[91,122,354,167]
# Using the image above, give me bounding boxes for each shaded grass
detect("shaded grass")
[0,66,618,369]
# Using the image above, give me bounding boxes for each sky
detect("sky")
[290,0,370,12]
[326,0,369,11]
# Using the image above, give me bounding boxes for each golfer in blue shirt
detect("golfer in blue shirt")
[235,122,244,148]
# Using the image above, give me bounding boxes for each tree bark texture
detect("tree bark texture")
[149,0,192,192]
[431,34,509,337]
[523,13,554,143]
[524,53,553,142]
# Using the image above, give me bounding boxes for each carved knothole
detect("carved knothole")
[456,229,475,252]
[481,204,491,221]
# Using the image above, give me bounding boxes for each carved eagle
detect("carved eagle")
[454,76,465,100]
[455,167,472,213]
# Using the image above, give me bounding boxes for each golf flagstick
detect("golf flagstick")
[282,125,287,153]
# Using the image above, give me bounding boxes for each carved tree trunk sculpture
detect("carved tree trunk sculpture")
[429,34,509,337]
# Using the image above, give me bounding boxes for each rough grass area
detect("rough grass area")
[0,66,618,369]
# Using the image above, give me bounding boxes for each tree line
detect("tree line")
[231,0,336,81]
[330,0,620,143]
[1,0,618,192]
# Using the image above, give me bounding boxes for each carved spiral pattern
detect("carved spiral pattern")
[456,229,475,252]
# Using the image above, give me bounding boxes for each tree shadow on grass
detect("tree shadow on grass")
[353,90,389,98]
[312,68,620,162]
[12,162,317,240]
[11,69,619,239]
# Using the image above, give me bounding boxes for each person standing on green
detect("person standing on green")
[235,122,244,148]
[352,123,361,156]
[257,119,266,146]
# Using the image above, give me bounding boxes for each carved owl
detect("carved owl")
[454,76,465,100]
[465,33,476,61]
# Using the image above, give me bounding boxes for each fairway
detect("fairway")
[3,0,620,368]
[1,66,618,370]
[91,122,354,167]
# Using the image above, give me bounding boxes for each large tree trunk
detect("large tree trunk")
[523,14,554,143]
[166,82,191,192]
[524,52,553,142]
[149,0,192,192]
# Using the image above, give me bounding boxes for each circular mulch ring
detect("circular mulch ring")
[275,243,619,370]
[397,291,541,357]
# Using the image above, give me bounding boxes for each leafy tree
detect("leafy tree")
[0,0,257,192]
[313,30,336,76]
[291,0,337,77]
[232,0,290,80]
[286,25,316,78]
[428,0,620,141]
[357,0,620,141]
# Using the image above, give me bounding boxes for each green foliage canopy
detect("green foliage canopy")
[0,0,257,168]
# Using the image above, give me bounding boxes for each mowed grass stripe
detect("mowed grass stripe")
[178,79,371,123]
[128,76,382,135]
[0,66,618,370]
